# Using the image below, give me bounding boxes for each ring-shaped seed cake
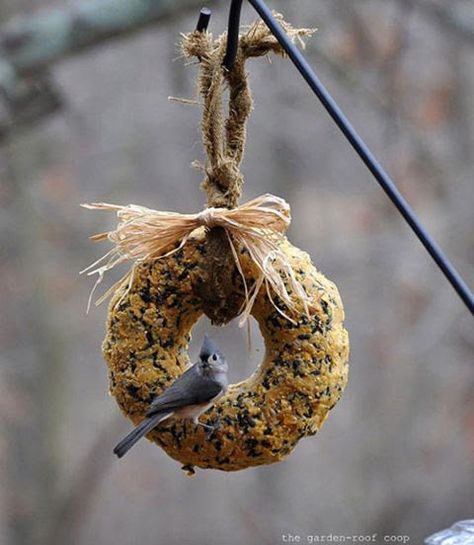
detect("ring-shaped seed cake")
[103,232,349,472]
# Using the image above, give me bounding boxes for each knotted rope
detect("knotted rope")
[181,15,315,208]
[82,15,316,325]
[82,194,315,324]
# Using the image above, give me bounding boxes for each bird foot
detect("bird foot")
[197,420,221,439]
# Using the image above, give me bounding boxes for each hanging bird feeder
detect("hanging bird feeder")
[83,8,352,474]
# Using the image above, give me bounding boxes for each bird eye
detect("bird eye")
[211,353,218,362]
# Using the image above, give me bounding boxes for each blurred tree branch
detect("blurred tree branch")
[0,0,215,141]
[0,0,215,74]
[1,0,472,143]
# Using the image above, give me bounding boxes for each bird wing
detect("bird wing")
[146,365,223,416]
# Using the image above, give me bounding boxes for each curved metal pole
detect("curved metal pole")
[245,0,473,315]
[196,7,211,32]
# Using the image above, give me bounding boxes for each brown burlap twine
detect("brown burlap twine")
[182,15,314,209]
[181,16,314,323]
[82,15,316,326]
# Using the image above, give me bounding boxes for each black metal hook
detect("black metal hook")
[223,0,243,70]
[196,1,243,69]
[196,7,212,32]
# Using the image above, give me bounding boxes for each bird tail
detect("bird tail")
[113,412,172,458]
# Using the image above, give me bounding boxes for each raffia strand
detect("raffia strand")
[81,194,316,325]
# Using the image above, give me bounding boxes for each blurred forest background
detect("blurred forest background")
[0,0,473,544]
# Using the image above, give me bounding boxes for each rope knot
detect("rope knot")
[196,207,219,228]
[81,194,313,325]
[204,161,243,209]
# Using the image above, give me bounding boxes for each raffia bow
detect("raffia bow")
[81,194,315,325]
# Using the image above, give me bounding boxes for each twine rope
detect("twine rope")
[82,15,316,324]
[181,14,315,208]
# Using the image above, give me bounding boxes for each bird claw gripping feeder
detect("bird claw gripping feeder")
[83,9,350,473]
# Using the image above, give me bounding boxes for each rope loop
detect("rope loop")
[181,14,315,208]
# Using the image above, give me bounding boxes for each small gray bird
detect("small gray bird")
[113,336,228,458]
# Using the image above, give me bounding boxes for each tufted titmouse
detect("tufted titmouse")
[113,336,228,458]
